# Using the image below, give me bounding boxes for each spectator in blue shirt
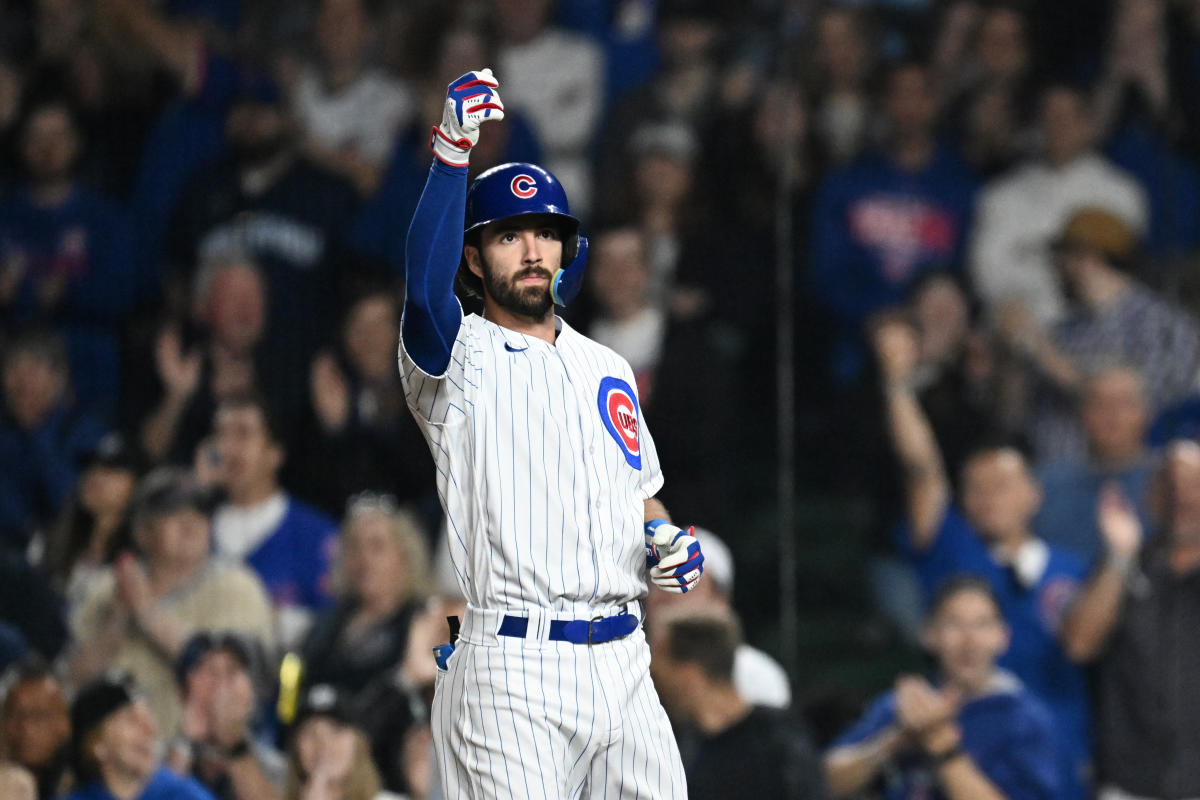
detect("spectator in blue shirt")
[209,393,338,649]
[0,95,137,417]
[874,317,1090,799]
[811,61,976,384]
[63,672,214,800]
[0,330,107,550]
[825,576,1061,800]
[1034,366,1155,563]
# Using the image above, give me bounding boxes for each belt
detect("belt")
[497,611,638,644]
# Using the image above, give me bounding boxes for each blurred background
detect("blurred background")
[2,0,1200,798]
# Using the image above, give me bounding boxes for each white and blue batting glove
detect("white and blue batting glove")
[645,519,705,594]
[430,68,506,167]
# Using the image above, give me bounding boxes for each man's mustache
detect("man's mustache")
[513,267,553,282]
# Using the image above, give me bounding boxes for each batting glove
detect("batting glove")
[645,519,705,594]
[430,68,506,167]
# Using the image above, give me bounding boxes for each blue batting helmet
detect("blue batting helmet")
[461,163,589,304]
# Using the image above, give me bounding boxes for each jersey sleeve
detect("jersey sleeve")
[829,691,898,749]
[398,322,474,427]
[400,160,469,377]
[895,506,995,606]
[637,403,665,499]
[629,362,664,499]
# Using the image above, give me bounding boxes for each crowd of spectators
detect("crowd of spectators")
[3,0,1200,798]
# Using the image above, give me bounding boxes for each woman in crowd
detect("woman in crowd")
[42,433,142,612]
[66,467,275,736]
[284,684,403,800]
[299,494,431,695]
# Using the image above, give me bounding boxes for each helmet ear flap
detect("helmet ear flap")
[561,228,580,265]
[551,235,588,307]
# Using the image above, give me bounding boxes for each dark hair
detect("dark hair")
[960,437,1034,473]
[2,328,69,376]
[69,671,140,783]
[176,630,256,687]
[1038,80,1090,110]
[131,467,217,534]
[16,83,83,142]
[907,270,987,334]
[929,575,1003,619]
[456,228,486,301]
[1,656,60,715]
[663,609,742,684]
[215,390,284,446]
[44,496,136,589]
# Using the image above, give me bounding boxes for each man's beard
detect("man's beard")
[481,257,554,321]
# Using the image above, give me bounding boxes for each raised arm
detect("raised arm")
[874,319,952,549]
[1061,483,1141,663]
[401,69,505,376]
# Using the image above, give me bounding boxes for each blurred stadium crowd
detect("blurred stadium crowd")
[2,0,1200,797]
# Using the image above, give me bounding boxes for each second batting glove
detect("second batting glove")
[431,68,505,167]
[645,519,705,594]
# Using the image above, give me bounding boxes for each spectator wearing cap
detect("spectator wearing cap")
[0,94,138,417]
[167,631,284,800]
[811,61,977,385]
[210,392,339,648]
[166,63,363,419]
[1,660,71,799]
[595,0,730,221]
[63,671,214,800]
[970,84,1147,327]
[67,467,274,737]
[0,329,109,550]
[994,207,1200,463]
[284,684,402,800]
[825,577,1061,800]
[42,432,143,614]
[646,526,791,710]
[649,606,825,800]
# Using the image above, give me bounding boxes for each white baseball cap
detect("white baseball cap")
[691,526,733,596]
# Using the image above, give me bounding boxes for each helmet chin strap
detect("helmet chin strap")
[550,236,588,307]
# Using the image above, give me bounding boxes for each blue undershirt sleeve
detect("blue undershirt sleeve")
[401,160,469,376]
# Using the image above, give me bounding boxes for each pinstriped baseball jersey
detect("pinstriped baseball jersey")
[399,310,663,614]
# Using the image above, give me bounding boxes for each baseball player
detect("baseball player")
[398,68,705,799]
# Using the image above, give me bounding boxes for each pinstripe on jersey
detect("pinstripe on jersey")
[402,310,688,799]
[399,312,663,617]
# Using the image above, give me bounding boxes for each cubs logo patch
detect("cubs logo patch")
[1039,576,1081,632]
[597,377,641,469]
[510,174,538,198]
